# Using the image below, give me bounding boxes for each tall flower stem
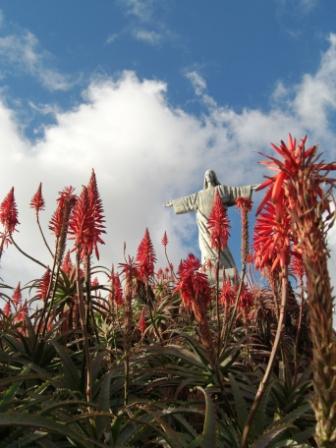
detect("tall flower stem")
[215,251,221,357]
[36,212,54,257]
[123,275,133,406]
[146,284,162,343]
[0,232,8,262]
[293,281,304,384]
[164,246,177,280]
[10,236,48,269]
[75,251,92,404]
[84,254,98,341]
[38,236,62,337]
[221,264,247,351]
[240,270,288,448]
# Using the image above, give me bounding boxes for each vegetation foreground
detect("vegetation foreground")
[0,135,335,447]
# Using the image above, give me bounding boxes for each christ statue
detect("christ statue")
[165,169,257,277]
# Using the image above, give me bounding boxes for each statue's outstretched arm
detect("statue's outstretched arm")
[164,192,198,214]
[219,184,257,206]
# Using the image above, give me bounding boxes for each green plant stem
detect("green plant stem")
[75,251,92,404]
[215,253,221,357]
[148,302,162,343]
[240,270,288,448]
[293,280,304,384]
[221,263,247,351]
[164,246,177,281]
[36,212,54,258]
[10,236,48,269]
[37,236,60,337]
[123,280,133,406]
[0,232,7,262]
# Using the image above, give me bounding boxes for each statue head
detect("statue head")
[203,169,220,189]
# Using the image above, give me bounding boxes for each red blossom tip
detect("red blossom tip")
[12,282,22,306]
[38,269,51,301]
[110,272,123,306]
[61,250,73,275]
[136,228,156,283]
[49,186,77,237]
[0,187,19,234]
[161,230,168,247]
[236,197,253,211]
[3,301,11,317]
[138,307,147,334]
[207,190,230,251]
[175,254,211,310]
[30,183,45,212]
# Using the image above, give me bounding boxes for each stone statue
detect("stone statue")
[165,169,256,277]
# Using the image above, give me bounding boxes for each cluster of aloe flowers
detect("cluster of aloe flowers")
[0,136,335,447]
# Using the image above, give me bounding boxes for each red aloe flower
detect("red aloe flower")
[254,199,291,272]
[239,285,254,312]
[175,254,211,311]
[207,190,230,251]
[3,301,11,317]
[136,228,157,283]
[14,302,28,323]
[12,282,22,306]
[246,253,254,264]
[30,183,45,212]
[176,254,213,353]
[291,250,305,281]
[236,197,252,211]
[257,135,336,215]
[87,169,106,259]
[69,174,105,260]
[0,187,19,234]
[69,186,95,259]
[61,250,73,275]
[138,307,147,334]
[220,278,236,306]
[91,277,99,288]
[110,272,123,306]
[38,269,51,301]
[49,186,77,237]
[119,256,139,284]
[161,231,168,247]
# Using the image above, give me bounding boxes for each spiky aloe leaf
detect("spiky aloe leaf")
[189,387,217,448]
[252,403,313,448]
[0,413,105,448]
[52,341,81,392]
[229,373,248,431]
[95,371,113,439]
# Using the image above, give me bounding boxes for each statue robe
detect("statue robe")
[171,184,253,274]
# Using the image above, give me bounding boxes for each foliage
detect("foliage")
[0,135,335,447]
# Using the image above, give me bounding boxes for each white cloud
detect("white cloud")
[185,71,207,96]
[184,70,217,110]
[132,28,162,45]
[0,34,336,294]
[106,33,120,45]
[115,0,175,47]
[299,0,319,13]
[276,0,319,14]
[120,0,155,21]
[0,21,74,91]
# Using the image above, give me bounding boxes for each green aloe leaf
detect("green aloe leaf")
[52,341,81,392]
[190,386,217,448]
[0,413,105,448]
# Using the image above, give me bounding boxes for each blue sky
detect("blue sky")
[0,0,335,286]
